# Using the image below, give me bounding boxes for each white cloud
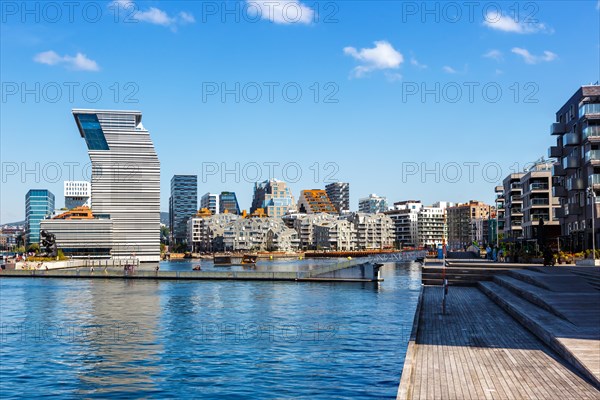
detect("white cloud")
[442,66,457,74]
[483,49,503,61]
[483,11,551,34]
[34,51,100,71]
[511,47,557,64]
[343,41,403,78]
[246,0,314,24]
[110,0,194,29]
[410,57,427,69]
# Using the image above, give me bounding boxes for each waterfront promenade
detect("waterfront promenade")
[398,262,600,399]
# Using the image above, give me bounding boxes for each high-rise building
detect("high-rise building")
[219,191,240,215]
[325,182,350,213]
[358,194,388,213]
[64,181,91,210]
[297,190,337,214]
[200,193,219,215]
[549,85,600,251]
[25,189,55,245]
[169,175,198,244]
[71,109,160,262]
[250,179,296,217]
[446,201,491,249]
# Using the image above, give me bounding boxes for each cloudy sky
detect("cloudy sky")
[1,0,599,222]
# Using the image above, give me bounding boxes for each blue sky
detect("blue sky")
[1,0,599,223]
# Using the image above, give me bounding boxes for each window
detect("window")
[77,114,109,150]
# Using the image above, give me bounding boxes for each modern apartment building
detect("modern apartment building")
[358,193,388,214]
[297,190,337,214]
[313,220,356,250]
[64,181,91,210]
[325,182,350,213]
[200,193,219,215]
[446,200,491,249]
[346,212,394,250]
[25,189,55,245]
[222,217,299,252]
[68,109,160,262]
[521,161,561,242]
[250,179,296,217]
[187,212,240,253]
[385,201,422,247]
[169,175,198,244]
[502,173,525,240]
[219,192,240,215]
[549,85,600,251]
[294,213,337,249]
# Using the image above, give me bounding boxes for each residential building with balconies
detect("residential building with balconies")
[548,85,600,251]
[446,200,492,249]
[502,173,525,240]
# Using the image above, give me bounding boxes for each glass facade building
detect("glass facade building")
[25,189,55,245]
[169,175,198,244]
[219,192,240,215]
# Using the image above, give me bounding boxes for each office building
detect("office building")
[70,109,160,262]
[358,194,388,214]
[219,192,241,215]
[64,181,91,210]
[325,182,350,213]
[200,193,219,215]
[297,190,337,214]
[549,85,600,251]
[169,175,198,244]
[25,189,55,246]
[250,179,296,217]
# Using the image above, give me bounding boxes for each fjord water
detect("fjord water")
[0,262,421,399]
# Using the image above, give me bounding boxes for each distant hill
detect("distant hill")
[2,220,24,227]
[160,212,169,225]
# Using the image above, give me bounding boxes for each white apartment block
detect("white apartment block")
[313,219,356,250]
[223,218,299,252]
[64,181,91,209]
[188,213,240,252]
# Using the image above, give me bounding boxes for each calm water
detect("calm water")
[0,261,421,399]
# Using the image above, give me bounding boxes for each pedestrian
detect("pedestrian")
[493,246,498,262]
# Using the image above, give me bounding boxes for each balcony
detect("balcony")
[530,182,549,191]
[566,177,584,191]
[584,150,600,164]
[553,186,567,197]
[589,174,600,188]
[511,208,523,215]
[530,198,550,206]
[548,146,562,158]
[511,195,522,202]
[563,155,579,169]
[580,103,600,119]
[510,183,522,190]
[583,125,600,141]
[550,122,566,135]
[552,163,566,176]
[562,132,580,147]
[531,214,551,222]
[511,220,522,227]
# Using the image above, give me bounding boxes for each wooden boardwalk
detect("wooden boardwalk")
[399,286,600,399]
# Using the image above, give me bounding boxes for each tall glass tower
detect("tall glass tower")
[169,175,198,244]
[25,189,55,246]
[219,192,240,215]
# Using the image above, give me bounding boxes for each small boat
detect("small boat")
[241,254,258,265]
[213,255,233,265]
[192,265,202,271]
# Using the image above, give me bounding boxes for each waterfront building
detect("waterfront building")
[325,182,350,213]
[250,179,296,217]
[25,189,55,246]
[345,212,394,249]
[219,191,240,215]
[313,220,356,250]
[222,217,299,252]
[521,160,561,242]
[358,194,388,214]
[548,85,600,251]
[417,204,447,248]
[64,181,91,210]
[293,213,337,250]
[169,175,198,244]
[64,109,161,262]
[200,193,219,215]
[187,212,240,253]
[446,201,491,249]
[502,173,525,241]
[495,186,505,242]
[297,190,337,214]
[385,201,422,248]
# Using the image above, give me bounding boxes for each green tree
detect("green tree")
[27,243,40,253]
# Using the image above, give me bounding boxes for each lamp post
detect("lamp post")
[587,186,596,263]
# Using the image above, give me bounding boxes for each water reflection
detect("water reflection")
[0,262,421,399]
